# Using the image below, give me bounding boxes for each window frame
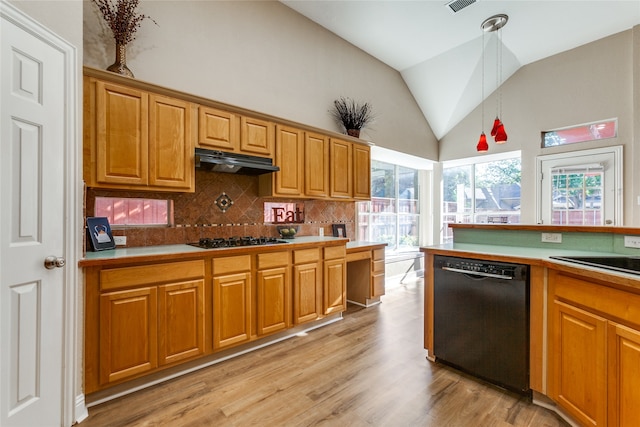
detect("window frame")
[441,151,522,243]
[357,160,421,253]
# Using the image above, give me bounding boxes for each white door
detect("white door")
[537,146,622,226]
[0,6,67,426]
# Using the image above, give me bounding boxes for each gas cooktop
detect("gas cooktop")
[188,236,288,249]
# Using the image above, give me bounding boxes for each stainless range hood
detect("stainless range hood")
[195,148,279,175]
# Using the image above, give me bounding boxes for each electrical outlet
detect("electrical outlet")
[114,236,127,246]
[624,236,640,249]
[541,233,562,243]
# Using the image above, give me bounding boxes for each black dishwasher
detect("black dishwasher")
[433,255,531,397]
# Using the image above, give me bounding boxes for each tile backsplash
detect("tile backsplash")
[85,170,356,248]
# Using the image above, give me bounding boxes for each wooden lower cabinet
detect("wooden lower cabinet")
[293,248,322,324]
[256,251,291,335]
[549,300,607,427]
[548,269,640,427]
[608,322,640,427]
[99,287,158,385]
[323,246,347,315]
[86,259,205,392]
[213,255,252,350]
[85,244,349,394]
[158,280,206,365]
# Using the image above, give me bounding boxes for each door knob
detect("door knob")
[44,256,66,269]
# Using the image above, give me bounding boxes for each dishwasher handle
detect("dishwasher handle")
[441,266,514,280]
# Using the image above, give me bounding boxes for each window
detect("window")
[357,161,420,251]
[542,119,617,147]
[95,197,172,227]
[442,154,521,243]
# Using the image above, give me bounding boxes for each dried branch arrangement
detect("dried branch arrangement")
[92,0,157,45]
[330,97,375,133]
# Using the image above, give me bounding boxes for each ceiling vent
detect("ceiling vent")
[445,0,477,14]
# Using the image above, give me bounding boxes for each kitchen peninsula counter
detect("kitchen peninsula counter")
[422,224,640,426]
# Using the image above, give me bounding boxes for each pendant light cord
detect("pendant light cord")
[481,29,485,130]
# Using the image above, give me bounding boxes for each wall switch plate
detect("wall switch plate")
[318,227,324,237]
[624,236,640,249]
[541,233,562,243]
[114,236,127,246]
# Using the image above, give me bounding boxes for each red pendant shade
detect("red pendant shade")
[490,117,501,137]
[476,132,489,152]
[494,123,508,143]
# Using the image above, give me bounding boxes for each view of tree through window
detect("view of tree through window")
[551,170,603,225]
[442,157,521,242]
[358,160,420,251]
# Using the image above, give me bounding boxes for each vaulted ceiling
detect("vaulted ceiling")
[281,1,640,139]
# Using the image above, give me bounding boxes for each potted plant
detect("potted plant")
[92,0,157,77]
[329,97,375,138]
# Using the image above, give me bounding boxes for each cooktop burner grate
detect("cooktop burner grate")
[188,236,287,249]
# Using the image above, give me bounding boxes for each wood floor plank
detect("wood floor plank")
[82,280,569,427]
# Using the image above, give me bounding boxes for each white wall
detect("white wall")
[439,28,639,225]
[82,0,439,161]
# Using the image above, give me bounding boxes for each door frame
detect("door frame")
[0,2,84,425]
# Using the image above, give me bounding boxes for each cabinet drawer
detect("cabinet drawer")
[324,245,346,260]
[213,255,251,274]
[257,251,290,269]
[346,250,370,263]
[373,248,385,261]
[373,260,385,274]
[294,248,319,264]
[100,260,204,291]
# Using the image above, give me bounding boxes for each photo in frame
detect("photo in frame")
[332,224,347,238]
[87,217,116,251]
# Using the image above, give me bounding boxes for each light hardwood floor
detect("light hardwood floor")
[82,280,569,427]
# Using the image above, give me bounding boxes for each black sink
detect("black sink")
[550,255,640,275]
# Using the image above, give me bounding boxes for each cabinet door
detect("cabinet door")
[95,80,149,185]
[329,138,353,199]
[256,266,291,335]
[304,132,329,198]
[213,272,252,349]
[549,300,607,427]
[240,116,274,156]
[324,258,346,315]
[293,262,322,324]
[371,248,386,298]
[353,143,371,200]
[99,287,158,385]
[158,279,205,366]
[608,322,640,427]
[198,106,239,151]
[274,125,304,196]
[149,94,194,191]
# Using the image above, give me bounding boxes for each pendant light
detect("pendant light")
[481,14,508,144]
[476,25,488,152]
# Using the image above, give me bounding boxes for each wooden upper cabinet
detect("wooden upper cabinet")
[198,106,239,151]
[149,94,194,191]
[94,80,149,186]
[353,143,371,200]
[85,76,195,192]
[329,138,353,199]
[304,132,330,198]
[273,125,304,196]
[240,116,274,157]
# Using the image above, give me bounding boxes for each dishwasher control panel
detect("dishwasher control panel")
[435,256,527,280]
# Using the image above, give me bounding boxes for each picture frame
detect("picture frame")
[332,224,347,238]
[87,217,116,251]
